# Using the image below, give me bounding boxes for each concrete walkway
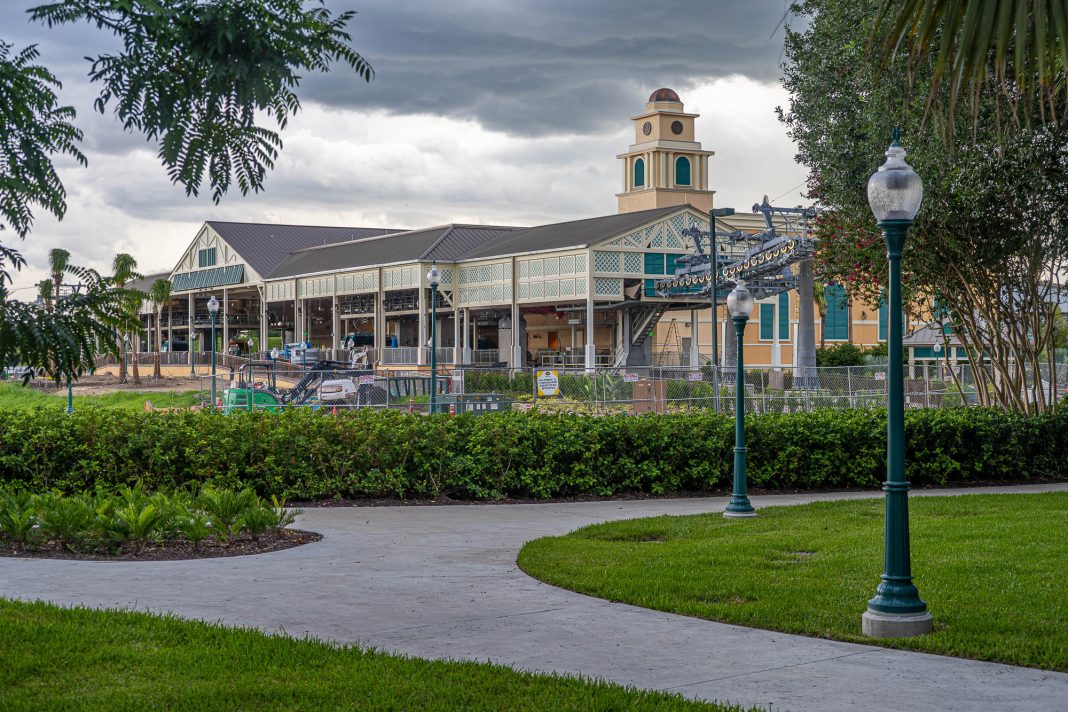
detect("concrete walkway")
[2,484,1066,711]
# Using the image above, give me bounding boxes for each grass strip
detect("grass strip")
[0,383,198,410]
[518,492,1068,671]
[0,598,753,711]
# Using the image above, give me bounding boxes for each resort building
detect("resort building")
[136,89,906,371]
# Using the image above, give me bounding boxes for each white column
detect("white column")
[511,301,522,368]
[187,293,195,367]
[621,309,631,366]
[258,287,268,355]
[167,304,173,353]
[689,309,700,367]
[452,309,461,364]
[462,308,472,364]
[585,295,596,371]
[417,283,427,365]
[375,270,385,355]
[331,292,340,351]
[221,287,229,352]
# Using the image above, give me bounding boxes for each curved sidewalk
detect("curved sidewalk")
[2,483,1066,711]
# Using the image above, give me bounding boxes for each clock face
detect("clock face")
[671,120,684,135]
[642,121,652,136]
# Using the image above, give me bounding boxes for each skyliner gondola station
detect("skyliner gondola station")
[136,89,893,372]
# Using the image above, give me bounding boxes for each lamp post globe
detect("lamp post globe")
[207,296,220,409]
[426,263,440,414]
[189,332,198,377]
[270,347,280,388]
[862,129,933,638]
[724,279,756,518]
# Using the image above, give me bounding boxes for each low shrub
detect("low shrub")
[0,485,302,554]
[0,407,1063,501]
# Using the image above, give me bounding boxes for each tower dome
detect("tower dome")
[648,87,680,102]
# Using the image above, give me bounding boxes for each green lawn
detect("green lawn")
[0,383,199,410]
[519,492,1068,671]
[0,599,754,711]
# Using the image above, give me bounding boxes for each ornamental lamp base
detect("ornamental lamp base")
[723,510,758,518]
[862,609,933,638]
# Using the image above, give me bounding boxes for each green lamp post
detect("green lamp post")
[862,129,933,638]
[426,262,440,414]
[207,295,219,410]
[724,278,756,518]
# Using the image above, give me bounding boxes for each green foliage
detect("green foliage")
[781,0,1068,412]
[519,492,1068,671]
[0,42,85,238]
[872,0,1068,137]
[29,0,372,205]
[815,343,867,367]
[0,485,297,554]
[0,490,36,548]
[0,246,128,383]
[198,487,258,544]
[0,408,1062,501]
[36,492,96,551]
[0,383,199,410]
[0,599,743,711]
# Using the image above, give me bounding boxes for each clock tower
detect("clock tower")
[617,88,715,214]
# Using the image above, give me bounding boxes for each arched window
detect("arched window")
[675,156,691,186]
[634,158,645,188]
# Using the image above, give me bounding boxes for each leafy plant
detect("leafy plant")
[198,487,258,545]
[238,506,276,542]
[108,496,166,553]
[36,493,96,551]
[175,507,212,553]
[0,490,38,550]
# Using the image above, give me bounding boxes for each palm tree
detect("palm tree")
[874,0,1068,134]
[813,282,828,350]
[37,278,54,311]
[112,253,142,385]
[148,279,172,380]
[48,248,70,300]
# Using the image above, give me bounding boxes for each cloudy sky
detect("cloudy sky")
[4,0,808,294]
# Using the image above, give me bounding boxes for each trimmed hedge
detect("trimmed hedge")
[0,408,1063,500]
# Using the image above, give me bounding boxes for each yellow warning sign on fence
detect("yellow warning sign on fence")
[536,370,560,397]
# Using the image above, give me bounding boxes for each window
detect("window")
[759,303,774,340]
[822,284,848,341]
[675,156,691,186]
[634,157,645,188]
[778,291,790,339]
[198,248,217,268]
[643,253,665,275]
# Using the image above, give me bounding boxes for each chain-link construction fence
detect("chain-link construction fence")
[187,360,1061,415]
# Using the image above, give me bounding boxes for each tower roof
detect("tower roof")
[648,87,680,102]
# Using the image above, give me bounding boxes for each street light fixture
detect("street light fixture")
[724,278,756,518]
[862,129,932,638]
[426,262,440,414]
[189,331,199,378]
[207,295,220,409]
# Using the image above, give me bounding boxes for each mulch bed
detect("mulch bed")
[0,528,321,562]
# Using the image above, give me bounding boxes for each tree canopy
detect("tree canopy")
[0,0,372,380]
[781,0,1068,411]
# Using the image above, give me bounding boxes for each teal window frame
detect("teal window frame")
[759,303,774,340]
[198,247,217,268]
[634,158,645,188]
[675,156,691,186]
[778,291,790,339]
[823,284,848,341]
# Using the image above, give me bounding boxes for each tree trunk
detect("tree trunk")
[118,332,128,383]
[154,309,163,380]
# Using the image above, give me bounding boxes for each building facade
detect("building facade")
[138,88,903,371]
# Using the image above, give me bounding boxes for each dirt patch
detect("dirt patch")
[29,373,202,397]
[0,528,321,562]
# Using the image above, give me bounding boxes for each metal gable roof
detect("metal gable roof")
[456,206,686,261]
[205,221,406,279]
[268,227,452,279]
